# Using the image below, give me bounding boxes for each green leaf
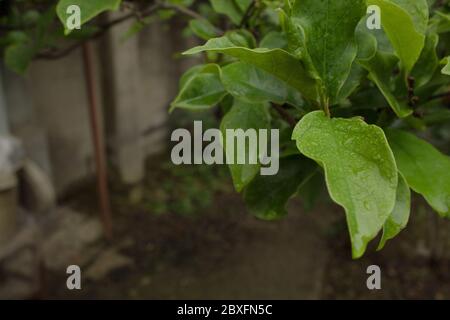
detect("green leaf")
[171,64,227,111]
[56,0,121,34]
[367,0,428,71]
[259,31,288,49]
[297,168,326,212]
[221,61,303,108]
[289,0,366,104]
[334,21,377,102]
[235,0,253,12]
[411,33,439,87]
[220,99,271,192]
[183,35,319,101]
[209,0,251,25]
[4,42,35,74]
[243,156,316,220]
[432,11,450,34]
[358,50,413,118]
[378,173,411,250]
[189,19,219,40]
[442,56,450,75]
[386,129,450,217]
[336,64,365,103]
[292,111,398,258]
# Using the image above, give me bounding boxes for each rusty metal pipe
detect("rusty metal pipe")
[81,41,113,240]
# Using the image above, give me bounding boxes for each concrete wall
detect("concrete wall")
[2,66,53,178]
[1,17,198,195]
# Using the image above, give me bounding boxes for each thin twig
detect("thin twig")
[36,1,221,60]
[427,91,450,102]
[407,76,419,107]
[37,3,161,59]
[272,104,297,127]
[156,0,205,21]
[239,0,257,28]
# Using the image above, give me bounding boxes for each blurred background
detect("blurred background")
[1,1,450,300]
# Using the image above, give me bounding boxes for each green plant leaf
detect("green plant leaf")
[378,173,411,250]
[336,64,366,103]
[56,0,121,34]
[220,99,271,192]
[367,0,428,71]
[183,35,319,101]
[243,156,316,220]
[358,50,413,118]
[292,111,398,258]
[289,0,366,104]
[442,56,450,75]
[171,64,226,111]
[235,0,253,12]
[386,129,450,217]
[411,33,439,87]
[221,61,303,108]
[189,19,219,40]
[209,0,251,25]
[259,31,288,49]
[334,21,375,102]
[432,11,450,34]
[297,168,326,212]
[4,42,35,74]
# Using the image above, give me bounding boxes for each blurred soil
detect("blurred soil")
[45,154,450,300]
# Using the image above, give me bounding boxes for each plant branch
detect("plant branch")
[407,76,419,107]
[156,0,205,21]
[36,1,220,60]
[272,104,297,127]
[36,3,161,60]
[427,91,450,102]
[239,0,257,28]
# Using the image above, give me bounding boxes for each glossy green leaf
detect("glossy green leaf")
[386,129,450,217]
[244,156,317,220]
[183,35,319,101]
[367,0,428,71]
[378,173,411,250]
[220,99,271,192]
[289,0,366,104]
[171,64,226,111]
[57,0,121,34]
[292,111,398,258]
[221,62,303,108]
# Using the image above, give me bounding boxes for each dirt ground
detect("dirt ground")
[46,154,450,300]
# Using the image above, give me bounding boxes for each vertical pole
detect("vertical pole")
[0,65,10,135]
[81,42,113,240]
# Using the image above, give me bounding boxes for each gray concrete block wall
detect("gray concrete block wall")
[28,47,100,193]
[2,66,53,179]
[1,17,197,195]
